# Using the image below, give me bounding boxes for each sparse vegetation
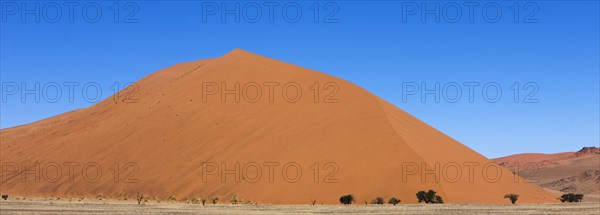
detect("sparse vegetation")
[211,196,219,204]
[371,197,384,204]
[2,200,600,214]
[416,191,426,203]
[339,194,354,205]
[416,190,443,204]
[230,194,239,204]
[116,192,126,201]
[167,195,177,203]
[96,194,105,200]
[136,193,144,205]
[504,194,519,204]
[191,197,201,204]
[560,193,584,203]
[388,197,400,205]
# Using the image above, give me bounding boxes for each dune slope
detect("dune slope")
[0,49,556,204]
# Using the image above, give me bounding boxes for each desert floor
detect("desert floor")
[0,200,599,215]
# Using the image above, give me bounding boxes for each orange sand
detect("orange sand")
[0,49,557,204]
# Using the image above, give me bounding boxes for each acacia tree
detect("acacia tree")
[416,191,427,203]
[425,190,437,203]
[388,197,400,205]
[560,193,584,202]
[416,190,443,204]
[504,194,519,204]
[339,194,354,205]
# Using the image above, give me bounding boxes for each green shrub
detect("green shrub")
[339,194,354,204]
[425,190,437,203]
[416,190,443,204]
[560,193,584,202]
[388,197,400,205]
[416,191,427,203]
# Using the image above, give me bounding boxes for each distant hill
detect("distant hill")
[493,147,600,202]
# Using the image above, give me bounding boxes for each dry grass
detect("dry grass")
[0,199,598,215]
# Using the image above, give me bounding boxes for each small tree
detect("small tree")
[339,194,354,205]
[1,194,8,200]
[211,196,219,204]
[388,197,400,205]
[371,197,384,204]
[560,193,584,202]
[311,199,317,206]
[504,194,519,204]
[201,198,207,205]
[416,190,443,204]
[416,191,427,203]
[425,190,437,203]
[136,192,144,205]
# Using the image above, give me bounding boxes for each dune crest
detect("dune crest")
[0,49,556,204]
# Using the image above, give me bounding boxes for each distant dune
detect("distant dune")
[493,147,600,202]
[1,49,557,204]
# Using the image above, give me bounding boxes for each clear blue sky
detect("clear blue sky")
[1,1,598,158]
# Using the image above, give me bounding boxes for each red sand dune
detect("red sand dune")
[494,152,574,169]
[493,147,600,200]
[0,49,557,204]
